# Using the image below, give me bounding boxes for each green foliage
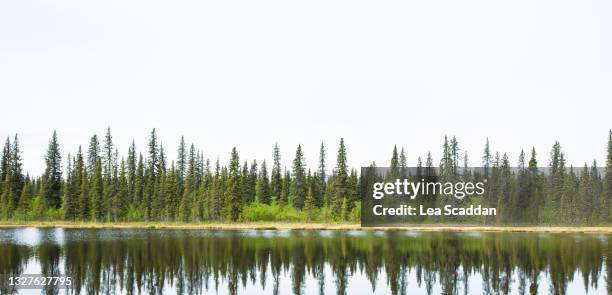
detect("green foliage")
[3,129,611,226]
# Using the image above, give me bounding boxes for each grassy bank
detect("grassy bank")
[0,221,610,233]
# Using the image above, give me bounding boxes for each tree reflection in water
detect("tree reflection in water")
[0,229,609,295]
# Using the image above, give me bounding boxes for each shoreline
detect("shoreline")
[0,222,610,233]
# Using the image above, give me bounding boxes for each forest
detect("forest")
[0,128,610,225]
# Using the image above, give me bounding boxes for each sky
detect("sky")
[1,0,611,176]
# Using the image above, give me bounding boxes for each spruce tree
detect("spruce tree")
[71,147,85,218]
[177,136,187,182]
[317,143,327,206]
[134,154,144,206]
[483,138,492,178]
[17,181,30,220]
[304,185,317,221]
[280,170,290,207]
[0,137,10,187]
[271,144,282,200]
[257,161,270,204]
[43,131,62,208]
[91,159,104,222]
[332,138,348,216]
[127,141,136,203]
[102,127,114,181]
[114,159,128,221]
[603,130,612,223]
[390,145,399,178]
[63,154,76,220]
[87,135,100,177]
[9,135,23,208]
[399,147,407,169]
[79,170,89,220]
[291,145,307,209]
[225,147,242,221]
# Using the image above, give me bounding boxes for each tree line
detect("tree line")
[0,128,610,224]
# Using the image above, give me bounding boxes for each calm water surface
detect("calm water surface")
[0,228,609,295]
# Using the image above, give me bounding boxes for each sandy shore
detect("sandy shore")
[0,222,610,233]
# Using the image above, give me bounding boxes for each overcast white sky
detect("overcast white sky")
[1,0,611,176]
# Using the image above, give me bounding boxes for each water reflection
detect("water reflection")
[0,228,609,295]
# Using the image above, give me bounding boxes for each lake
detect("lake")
[0,228,609,294]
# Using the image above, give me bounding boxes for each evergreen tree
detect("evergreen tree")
[225,147,242,221]
[603,130,612,223]
[127,140,136,203]
[560,166,577,223]
[148,129,159,176]
[87,135,100,177]
[257,161,270,204]
[17,180,30,220]
[10,134,24,201]
[102,127,114,181]
[317,143,327,206]
[113,159,128,221]
[79,169,89,220]
[179,176,192,222]
[304,185,317,221]
[91,159,104,222]
[399,147,407,169]
[63,154,77,220]
[271,144,282,200]
[177,136,187,182]
[211,159,222,219]
[0,167,13,219]
[483,138,492,178]
[0,137,10,188]
[43,131,62,208]
[280,170,290,206]
[71,147,85,218]
[291,145,307,209]
[332,138,348,216]
[134,154,144,206]
[389,145,399,178]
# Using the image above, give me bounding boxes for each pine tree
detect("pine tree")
[63,154,76,220]
[257,161,270,204]
[177,136,187,182]
[483,138,492,178]
[304,185,317,221]
[10,134,23,209]
[280,170,290,207]
[317,142,327,207]
[179,176,192,222]
[1,168,13,219]
[87,135,100,177]
[399,147,407,169]
[340,196,348,221]
[291,145,307,209]
[91,159,104,222]
[271,144,282,200]
[225,147,242,221]
[211,159,222,219]
[17,181,30,220]
[332,138,348,216]
[79,169,89,220]
[134,154,144,207]
[43,131,62,208]
[113,160,128,221]
[148,129,159,178]
[127,141,136,203]
[603,130,612,223]
[71,147,84,218]
[0,137,10,189]
[102,127,114,181]
[560,166,577,223]
[389,145,399,178]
